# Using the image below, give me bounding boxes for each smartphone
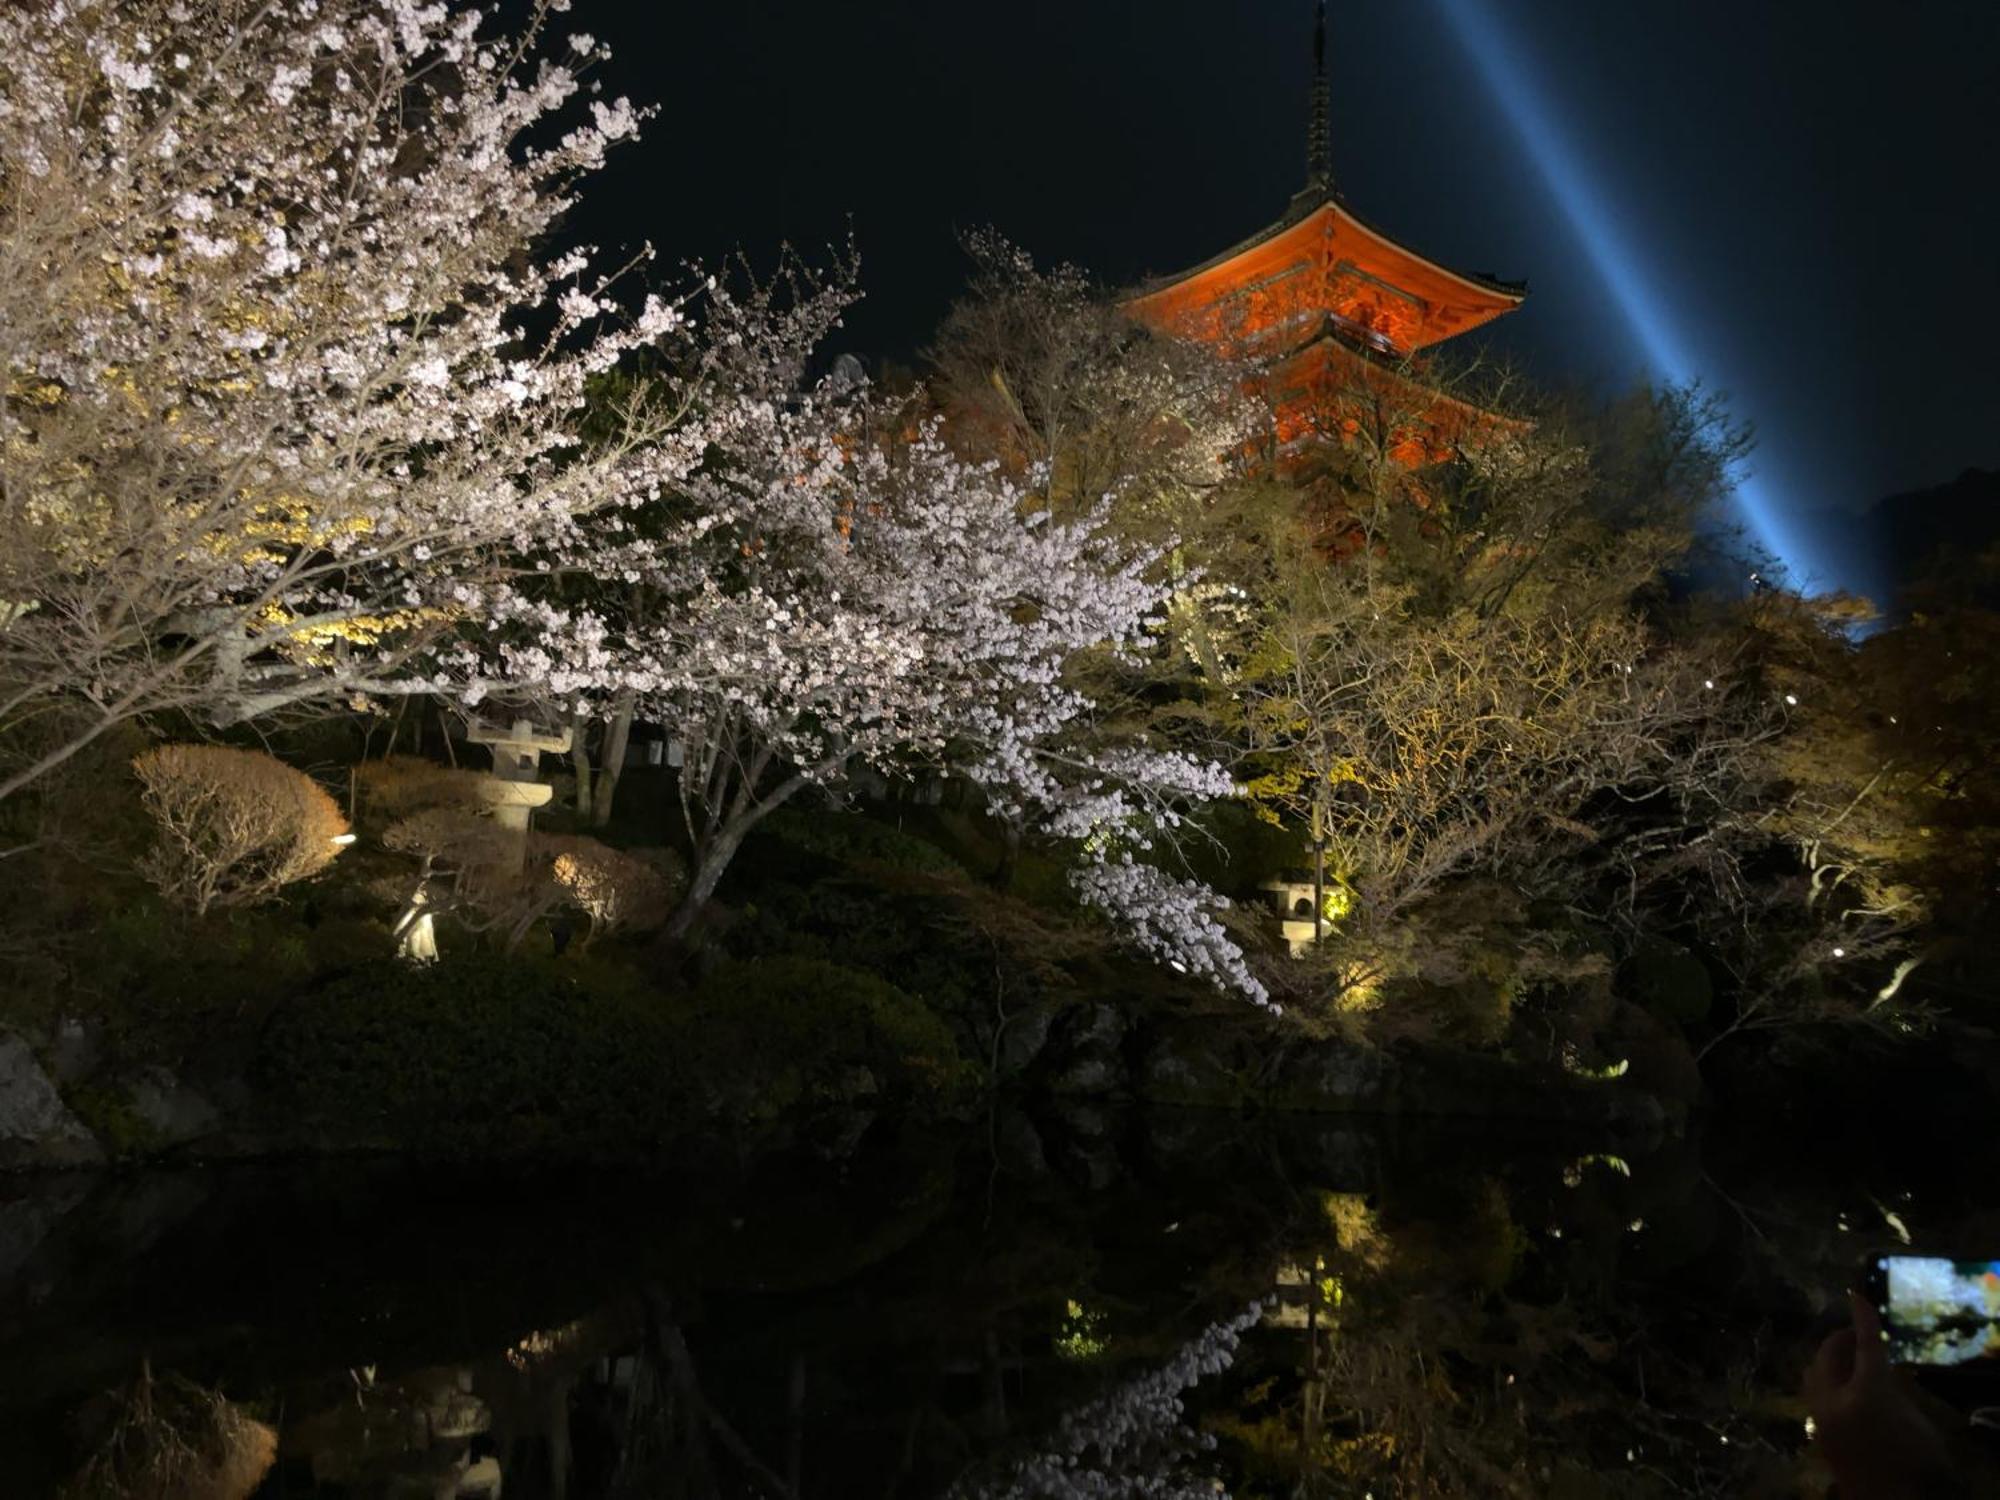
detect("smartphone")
[1865,1255,2000,1366]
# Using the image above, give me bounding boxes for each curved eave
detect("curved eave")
[1325,196,1528,304]
[1277,326,1534,432]
[1125,190,1331,299]
[1121,191,1527,340]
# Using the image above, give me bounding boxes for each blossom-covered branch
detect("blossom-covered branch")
[0,0,700,799]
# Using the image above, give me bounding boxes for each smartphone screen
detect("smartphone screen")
[1870,1256,2000,1366]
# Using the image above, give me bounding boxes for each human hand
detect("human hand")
[1804,1290,1959,1499]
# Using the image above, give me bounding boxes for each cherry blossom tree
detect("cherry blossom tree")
[0,1,1271,999]
[930,230,1270,685]
[0,0,699,803]
[462,263,1270,1001]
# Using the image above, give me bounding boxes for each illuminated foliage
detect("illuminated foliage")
[132,743,348,915]
[543,837,682,944]
[1054,1299,1111,1363]
[59,1368,275,1500]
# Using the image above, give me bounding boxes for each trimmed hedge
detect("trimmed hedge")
[688,956,973,1120]
[259,953,971,1155]
[755,809,963,877]
[260,954,689,1155]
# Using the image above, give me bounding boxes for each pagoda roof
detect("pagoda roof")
[1122,187,1526,355]
[1269,322,1532,440]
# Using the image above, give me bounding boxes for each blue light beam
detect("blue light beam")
[1428,0,1842,593]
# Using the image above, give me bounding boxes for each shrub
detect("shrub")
[261,953,970,1154]
[377,815,682,953]
[60,1369,276,1500]
[261,953,691,1154]
[1180,799,1303,899]
[131,744,349,915]
[544,837,684,942]
[376,808,548,952]
[381,806,513,871]
[1624,936,1714,1025]
[687,956,972,1118]
[757,808,963,876]
[353,757,484,826]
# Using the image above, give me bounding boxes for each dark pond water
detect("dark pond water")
[4,1107,1995,1498]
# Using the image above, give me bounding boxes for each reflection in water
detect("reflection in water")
[5,1113,1996,1497]
[285,1364,503,1496]
[947,1302,1265,1500]
[57,1366,277,1500]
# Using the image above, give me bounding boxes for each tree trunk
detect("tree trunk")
[590,690,637,829]
[546,1378,571,1500]
[503,903,544,955]
[656,770,814,952]
[660,824,749,946]
[382,695,408,758]
[785,1353,806,1496]
[393,857,439,962]
[571,710,595,817]
[995,815,1022,890]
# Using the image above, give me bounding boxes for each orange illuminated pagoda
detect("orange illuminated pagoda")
[1122,0,1527,470]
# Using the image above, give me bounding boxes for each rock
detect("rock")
[1042,1003,1130,1096]
[1137,1026,1250,1106]
[803,1107,876,1161]
[994,1006,1053,1079]
[1625,937,1713,1024]
[1063,1003,1126,1055]
[1043,1101,1122,1189]
[1272,1041,1394,1110]
[0,1171,212,1310]
[826,1065,880,1104]
[126,1066,221,1147]
[0,1174,93,1285]
[1135,1107,1233,1165]
[1058,1139,1121,1192]
[50,1016,100,1085]
[1052,1100,1113,1140]
[991,1107,1048,1178]
[1047,1052,1121,1095]
[0,1031,102,1170]
[99,1172,212,1259]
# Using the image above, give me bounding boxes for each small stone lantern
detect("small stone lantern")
[1260,877,1328,958]
[466,718,572,859]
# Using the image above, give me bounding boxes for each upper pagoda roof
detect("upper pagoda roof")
[1123,187,1527,356]
[1121,3,1523,354]
[1138,184,1527,304]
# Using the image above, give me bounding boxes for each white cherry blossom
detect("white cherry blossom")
[0,0,691,800]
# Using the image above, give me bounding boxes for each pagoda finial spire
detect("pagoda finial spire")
[1305,0,1332,194]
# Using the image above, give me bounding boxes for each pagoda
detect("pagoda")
[1122,1,1526,471]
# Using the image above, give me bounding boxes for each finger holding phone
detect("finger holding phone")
[1805,1290,1964,1499]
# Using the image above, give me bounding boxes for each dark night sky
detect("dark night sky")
[576,0,1999,598]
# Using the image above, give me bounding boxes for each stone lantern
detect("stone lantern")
[1260,877,1328,958]
[466,718,572,860]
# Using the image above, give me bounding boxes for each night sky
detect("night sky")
[577,0,2000,599]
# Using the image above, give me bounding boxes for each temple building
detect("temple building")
[1122,1,1527,475]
